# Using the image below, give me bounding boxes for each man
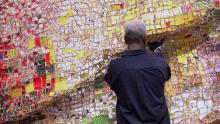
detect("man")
[104,20,171,124]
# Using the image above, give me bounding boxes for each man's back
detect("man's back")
[105,49,171,124]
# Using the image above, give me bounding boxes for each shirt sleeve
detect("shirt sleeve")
[156,57,171,82]
[104,60,115,90]
[166,64,171,81]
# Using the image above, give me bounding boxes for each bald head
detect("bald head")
[124,20,147,45]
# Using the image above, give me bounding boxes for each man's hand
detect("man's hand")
[148,38,165,54]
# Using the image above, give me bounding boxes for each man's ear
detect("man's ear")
[124,36,128,44]
[143,36,147,45]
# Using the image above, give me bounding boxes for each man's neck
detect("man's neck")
[127,43,145,50]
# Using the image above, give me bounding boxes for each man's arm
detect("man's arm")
[104,61,115,90]
[149,39,171,81]
[166,64,171,81]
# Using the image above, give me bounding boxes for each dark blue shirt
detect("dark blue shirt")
[105,49,171,124]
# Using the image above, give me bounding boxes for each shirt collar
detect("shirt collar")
[121,49,146,57]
